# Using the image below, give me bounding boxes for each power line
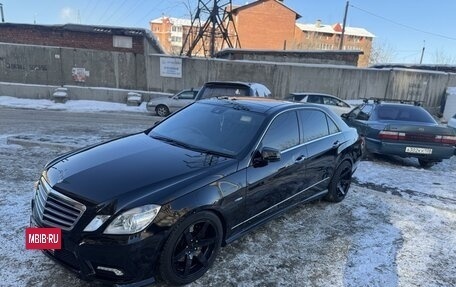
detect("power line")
[134,1,178,27]
[98,1,123,24]
[86,1,102,24]
[115,0,148,24]
[350,4,456,41]
[103,0,129,24]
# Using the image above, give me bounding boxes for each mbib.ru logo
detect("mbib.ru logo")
[25,228,61,250]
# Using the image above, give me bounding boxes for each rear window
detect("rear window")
[199,86,249,99]
[375,105,436,123]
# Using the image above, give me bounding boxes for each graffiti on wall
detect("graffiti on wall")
[3,63,48,71]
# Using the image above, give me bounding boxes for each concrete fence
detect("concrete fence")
[0,42,147,90]
[147,54,456,112]
[1,42,456,113]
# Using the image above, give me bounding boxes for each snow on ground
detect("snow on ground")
[0,96,148,113]
[354,156,456,211]
[0,98,455,286]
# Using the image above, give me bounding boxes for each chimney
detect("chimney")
[315,19,322,28]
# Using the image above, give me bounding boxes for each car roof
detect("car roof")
[198,97,337,116]
[290,92,337,97]
[198,97,298,114]
[205,81,263,88]
[368,102,420,108]
[289,92,349,102]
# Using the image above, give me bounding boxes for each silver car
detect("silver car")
[147,82,272,117]
[288,92,353,116]
[147,89,199,117]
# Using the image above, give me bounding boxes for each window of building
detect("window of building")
[171,36,182,43]
[113,35,132,49]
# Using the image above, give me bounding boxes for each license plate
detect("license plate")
[405,147,432,154]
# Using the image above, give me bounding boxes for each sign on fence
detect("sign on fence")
[160,57,182,78]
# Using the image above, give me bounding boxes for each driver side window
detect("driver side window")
[261,111,299,152]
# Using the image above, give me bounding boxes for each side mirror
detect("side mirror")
[261,147,281,162]
[252,147,281,168]
[341,113,349,119]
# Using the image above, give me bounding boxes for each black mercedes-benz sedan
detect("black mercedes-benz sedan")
[31,97,362,286]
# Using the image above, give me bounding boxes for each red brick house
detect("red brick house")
[150,0,375,66]
[0,23,163,55]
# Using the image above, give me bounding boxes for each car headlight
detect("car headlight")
[83,215,111,232]
[103,204,161,235]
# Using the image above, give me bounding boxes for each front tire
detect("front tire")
[159,211,223,285]
[324,160,353,202]
[156,105,170,117]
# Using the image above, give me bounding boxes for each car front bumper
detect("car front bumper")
[31,211,167,286]
[366,138,455,160]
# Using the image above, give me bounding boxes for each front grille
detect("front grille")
[34,178,86,231]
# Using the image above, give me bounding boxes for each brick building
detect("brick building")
[229,0,301,50]
[0,23,163,55]
[150,17,193,55]
[296,21,374,67]
[150,0,374,67]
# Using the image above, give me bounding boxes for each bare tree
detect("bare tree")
[369,40,397,65]
[433,48,456,64]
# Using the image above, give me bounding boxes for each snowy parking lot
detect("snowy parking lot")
[0,97,455,287]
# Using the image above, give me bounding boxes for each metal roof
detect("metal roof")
[150,17,193,27]
[296,22,375,38]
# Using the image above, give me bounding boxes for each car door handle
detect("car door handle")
[295,155,306,163]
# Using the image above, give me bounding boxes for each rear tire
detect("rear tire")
[324,160,352,203]
[159,211,223,285]
[418,159,436,169]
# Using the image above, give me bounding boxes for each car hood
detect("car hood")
[44,133,236,205]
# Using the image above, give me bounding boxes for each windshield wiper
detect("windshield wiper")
[190,147,234,158]
[151,135,188,148]
[152,135,233,158]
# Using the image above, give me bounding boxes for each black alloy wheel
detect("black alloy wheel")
[156,105,170,117]
[324,160,352,202]
[159,211,223,285]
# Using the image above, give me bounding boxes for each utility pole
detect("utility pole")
[0,3,5,23]
[339,1,349,50]
[181,0,240,58]
[419,40,425,64]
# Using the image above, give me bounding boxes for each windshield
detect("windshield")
[149,101,265,157]
[374,105,437,123]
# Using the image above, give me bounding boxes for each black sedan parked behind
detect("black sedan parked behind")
[31,98,362,286]
[342,98,456,167]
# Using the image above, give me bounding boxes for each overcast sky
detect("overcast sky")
[1,0,455,64]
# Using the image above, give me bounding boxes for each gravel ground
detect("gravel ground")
[0,106,455,287]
